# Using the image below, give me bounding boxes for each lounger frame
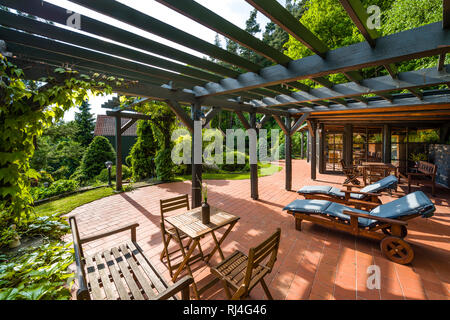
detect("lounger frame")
[287,204,421,264]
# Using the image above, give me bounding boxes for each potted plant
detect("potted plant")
[201,181,210,225]
[409,152,427,166]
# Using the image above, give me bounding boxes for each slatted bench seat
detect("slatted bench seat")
[69,216,193,300]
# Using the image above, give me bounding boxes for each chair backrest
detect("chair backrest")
[159,194,190,230]
[417,161,437,177]
[242,228,281,289]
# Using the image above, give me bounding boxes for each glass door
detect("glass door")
[324,132,343,172]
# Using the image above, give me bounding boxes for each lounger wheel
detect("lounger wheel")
[382,225,407,238]
[380,236,414,264]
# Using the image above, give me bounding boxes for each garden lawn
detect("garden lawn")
[174,164,282,181]
[33,187,115,216]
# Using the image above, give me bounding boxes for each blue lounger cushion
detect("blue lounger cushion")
[297,175,398,200]
[284,191,435,228]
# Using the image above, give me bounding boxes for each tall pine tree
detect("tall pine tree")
[74,99,95,147]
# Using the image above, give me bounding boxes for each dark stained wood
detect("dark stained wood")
[285,203,426,264]
[191,103,202,208]
[120,118,137,135]
[115,115,122,191]
[308,120,317,180]
[406,161,437,196]
[166,100,194,133]
[250,113,258,200]
[444,0,450,29]
[285,116,292,191]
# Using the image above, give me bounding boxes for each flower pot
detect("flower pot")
[8,238,21,249]
[201,202,210,224]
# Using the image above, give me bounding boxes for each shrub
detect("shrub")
[95,165,131,182]
[30,179,79,201]
[79,136,116,179]
[155,148,174,181]
[129,120,157,180]
[218,151,250,172]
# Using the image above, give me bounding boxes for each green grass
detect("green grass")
[33,187,115,216]
[173,164,282,181]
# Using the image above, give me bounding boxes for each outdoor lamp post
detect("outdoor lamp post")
[105,161,113,186]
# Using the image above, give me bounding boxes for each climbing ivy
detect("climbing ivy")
[0,55,114,226]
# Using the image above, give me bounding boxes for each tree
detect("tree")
[284,0,394,84]
[78,136,116,180]
[133,100,177,181]
[383,0,446,72]
[74,99,95,147]
[129,120,157,180]
[30,121,84,179]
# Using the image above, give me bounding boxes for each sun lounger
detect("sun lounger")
[297,175,398,209]
[283,191,435,264]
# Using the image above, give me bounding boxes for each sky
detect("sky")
[44,0,283,122]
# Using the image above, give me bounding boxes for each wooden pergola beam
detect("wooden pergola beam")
[203,107,221,128]
[444,0,450,29]
[70,0,261,72]
[120,119,137,135]
[192,23,450,98]
[235,111,251,130]
[245,0,328,57]
[251,66,450,108]
[273,115,288,135]
[165,100,194,133]
[290,112,310,136]
[339,0,379,47]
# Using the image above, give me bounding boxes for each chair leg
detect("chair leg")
[160,233,173,261]
[221,280,232,300]
[260,279,273,300]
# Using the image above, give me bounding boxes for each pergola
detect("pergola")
[1,0,449,208]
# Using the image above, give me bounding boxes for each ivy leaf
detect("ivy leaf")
[54,67,66,74]
[18,284,50,300]
[0,288,19,300]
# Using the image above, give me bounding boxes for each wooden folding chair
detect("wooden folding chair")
[210,228,281,300]
[159,194,203,277]
[340,159,360,185]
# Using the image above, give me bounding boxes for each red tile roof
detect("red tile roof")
[94,115,138,137]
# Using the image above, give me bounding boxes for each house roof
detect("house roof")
[94,115,138,137]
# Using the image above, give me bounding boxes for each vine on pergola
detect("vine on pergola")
[0,55,118,224]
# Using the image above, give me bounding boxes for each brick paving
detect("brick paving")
[67,159,450,300]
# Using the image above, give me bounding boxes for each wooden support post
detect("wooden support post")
[318,123,324,174]
[191,103,202,208]
[249,112,258,200]
[306,131,310,163]
[309,121,317,180]
[383,124,391,164]
[344,124,353,166]
[115,115,123,191]
[300,132,304,159]
[285,116,292,191]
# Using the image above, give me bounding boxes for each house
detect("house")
[94,115,138,164]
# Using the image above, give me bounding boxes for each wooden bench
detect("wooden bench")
[406,161,437,196]
[69,216,193,300]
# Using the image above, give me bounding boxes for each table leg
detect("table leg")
[211,231,225,260]
[205,220,237,264]
[171,232,201,300]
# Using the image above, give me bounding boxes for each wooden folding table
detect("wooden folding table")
[164,206,239,299]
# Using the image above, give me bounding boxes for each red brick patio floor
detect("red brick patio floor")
[67,159,450,300]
